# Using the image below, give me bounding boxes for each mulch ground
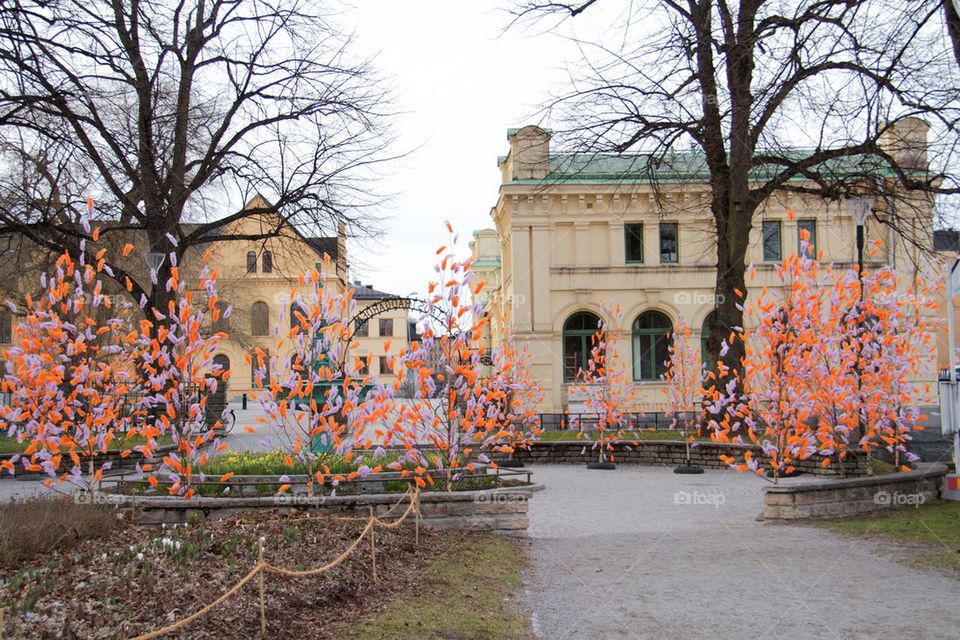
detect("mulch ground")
[0,508,447,639]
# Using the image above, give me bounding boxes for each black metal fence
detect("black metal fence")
[539,412,697,431]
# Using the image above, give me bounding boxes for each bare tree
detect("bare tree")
[0,0,393,314]
[512,0,960,389]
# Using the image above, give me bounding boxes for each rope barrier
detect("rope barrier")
[126,488,420,640]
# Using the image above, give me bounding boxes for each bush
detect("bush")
[0,497,118,566]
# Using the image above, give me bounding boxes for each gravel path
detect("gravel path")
[523,465,960,640]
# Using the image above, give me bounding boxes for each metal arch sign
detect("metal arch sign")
[344,296,450,342]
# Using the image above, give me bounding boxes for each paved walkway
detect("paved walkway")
[523,465,960,640]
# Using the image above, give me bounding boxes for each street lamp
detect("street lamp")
[846,196,873,471]
[847,196,872,277]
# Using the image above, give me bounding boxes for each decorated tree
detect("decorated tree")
[567,302,636,469]
[0,220,226,497]
[472,328,544,468]
[0,227,142,491]
[663,316,705,473]
[251,255,393,496]
[707,230,938,483]
[134,242,229,497]
[391,222,492,490]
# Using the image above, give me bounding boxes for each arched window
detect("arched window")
[251,349,270,387]
[262,251,273,273]
[701,310,718,371]
[632,311,673,381]
[251,301,269,336]
[246,251,257,273]
[213,354,231,373]
[212,301,230,333]
[290,303,306,329]
[563,311,601,382]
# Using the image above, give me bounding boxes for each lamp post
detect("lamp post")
[846,196,873,471]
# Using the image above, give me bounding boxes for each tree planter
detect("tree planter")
[586,461,617,470]
[498,459,525,469]
[766,468,803,479]
[673,465,704,474]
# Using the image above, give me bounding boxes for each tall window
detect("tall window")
[290,303,306,329]
[625,223,644,263]
[262,251,273,273]
[0,310,11,344]
[251,349,270,387]
[355,320,369,337]
[246,251,257,273]
[356,355,370,376]
[379,318,394,337]
[212,302,230,333]
[379,355,391,376]
[700,311,718,371]
[762,221,781,262]
[251,301,269,336]
[562,312,601,382]
[632,311,673,381]
[659,223,678,263]
[213,354,231,374]
[798,220,817,257]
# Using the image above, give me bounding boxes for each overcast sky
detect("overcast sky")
[342,2,575,297]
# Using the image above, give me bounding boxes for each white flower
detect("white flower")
[136,553,144,561]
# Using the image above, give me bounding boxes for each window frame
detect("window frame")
[659,223,679,264]
[355,320,369,337]
[379,318,394,337]
[246,251,257,274]
[624,223,644,263]
[797,219,817,258]
[251,301,270,336]
[262,250,273,273]
[0,310,12,344]
[762,220,782,262]
[378,355,391,376]
[631,311,673,382]
[562,312,602,383]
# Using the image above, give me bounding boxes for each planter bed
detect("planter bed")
[763,462,949,520]
[503,440,868,477]
[0,443,176,480]
[99,482,539,535]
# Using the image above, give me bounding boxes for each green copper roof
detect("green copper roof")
[505,150,915,185]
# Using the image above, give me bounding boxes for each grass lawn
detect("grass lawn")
[816,500,960,572]
[537,429,709,442]
[0,433,172,454]
[336,533,533,640]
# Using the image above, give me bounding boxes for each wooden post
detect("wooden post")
[368,506,377,583]
[1,605,5,640]
[414,495,420,546]
[258,541,266,636]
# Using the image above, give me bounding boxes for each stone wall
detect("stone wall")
[505,440,867,476]
[762,463,948,520]
[113,486,536,536]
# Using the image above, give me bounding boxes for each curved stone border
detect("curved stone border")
[506,440,866,476]
[763,462,949,520]
[100,484,541,536]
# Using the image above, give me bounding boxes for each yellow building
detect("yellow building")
[475,123,939,413]
[0,195,411,398]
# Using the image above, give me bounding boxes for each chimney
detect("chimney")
[501,125,551,183]
[336,221,348,283]
[879,117,929,171]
